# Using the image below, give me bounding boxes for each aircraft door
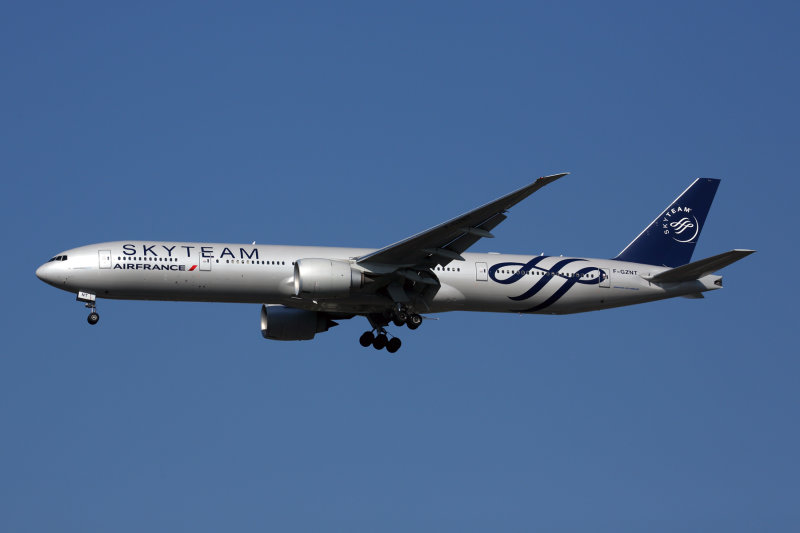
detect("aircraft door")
[599,268,610,288]
[99,250,111,269]
[476,262,488,281]
[199,257,211,271]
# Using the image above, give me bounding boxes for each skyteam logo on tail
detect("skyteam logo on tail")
[662,206,699,243]
[614,178,719,268]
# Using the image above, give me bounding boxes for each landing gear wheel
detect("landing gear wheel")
[392,309,408,327]
[87,312,100,325]
[407,314,422,330]
[386,337,402,353]
[359,331,375,347]
[373,333,388,350]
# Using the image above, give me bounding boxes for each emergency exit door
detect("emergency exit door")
[199,257,211,271]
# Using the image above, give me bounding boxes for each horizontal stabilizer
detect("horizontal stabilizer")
[645,249,755,283]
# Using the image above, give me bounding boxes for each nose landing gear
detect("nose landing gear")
[77,291,99,325]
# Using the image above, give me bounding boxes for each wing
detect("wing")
[357,173,568,269]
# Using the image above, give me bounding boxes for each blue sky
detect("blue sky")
[2,2,798,531]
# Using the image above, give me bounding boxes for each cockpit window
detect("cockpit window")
[48,255,67,262]
[60,255,67,261]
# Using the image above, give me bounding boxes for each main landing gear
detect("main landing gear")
[358,307,423,354]
[359,330,402,353]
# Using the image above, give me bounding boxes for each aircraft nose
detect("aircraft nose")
[36,263,52,283]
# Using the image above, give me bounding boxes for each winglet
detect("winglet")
[539,172,569,183]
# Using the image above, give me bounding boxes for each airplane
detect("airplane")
[36,174,753,353]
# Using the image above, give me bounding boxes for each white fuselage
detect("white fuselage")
[35,241,722,316]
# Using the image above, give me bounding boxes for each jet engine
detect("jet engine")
[293,258,364,298]
[260,305,337,341]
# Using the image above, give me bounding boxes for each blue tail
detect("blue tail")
[614,178,720,267]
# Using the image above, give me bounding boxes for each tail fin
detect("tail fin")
[614,178,720,267]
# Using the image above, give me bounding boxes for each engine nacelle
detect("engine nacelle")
[260,305,336,341]
[293,258,364,298]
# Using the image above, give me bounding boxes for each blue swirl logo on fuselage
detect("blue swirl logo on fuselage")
[488,256,604,312]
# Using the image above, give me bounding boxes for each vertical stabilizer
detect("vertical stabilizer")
[614,178,720,267]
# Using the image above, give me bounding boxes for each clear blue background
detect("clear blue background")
[2,1,797,531]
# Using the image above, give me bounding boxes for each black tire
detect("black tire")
[359,331,374,347]
[407,314,422,330]
[386,337,402,353]
[392,318,405,327]
[373,334,388,350]
[87,312,100,325]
